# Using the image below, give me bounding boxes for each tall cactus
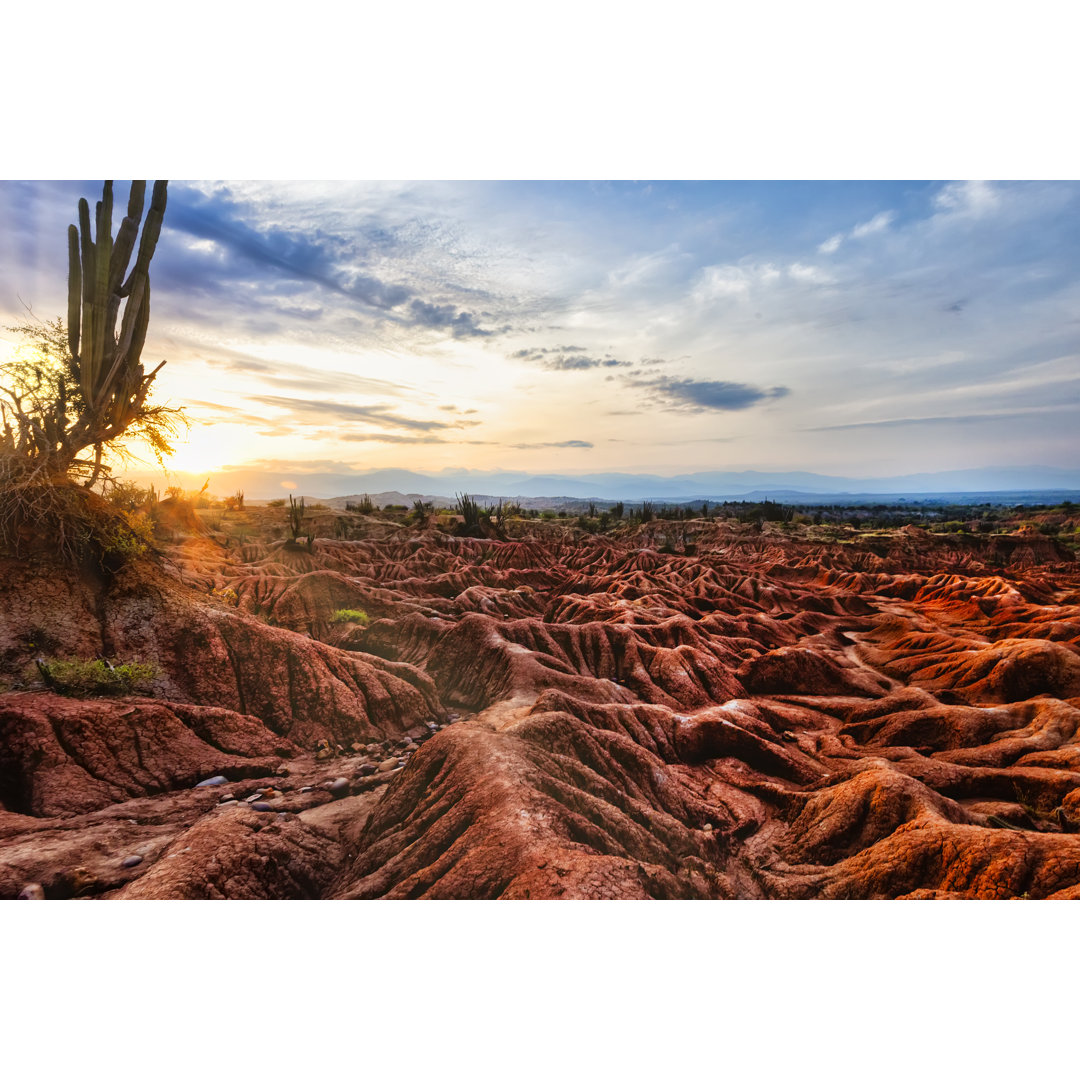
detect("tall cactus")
[63,180,168,479]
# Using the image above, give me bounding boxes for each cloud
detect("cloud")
[510,439,593,449]
[406,298,493,337]
[220,458,372,475]
[625,375,790,412]
[337,433,453,445]
[933,180,1000,219]
[819,210,895,254]
[164,185,413,310]
[851,211,896,239]
[510,345,630,371]
[803,405,1075,432]
[250,395,459,432]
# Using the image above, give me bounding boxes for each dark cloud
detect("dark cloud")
[406,298,493,337]
[149,187,508,344]
[250,395,456,432]
[510,345,630,371]
[510,439,593,449]
[625,375,790,412]
[165,186,411,310]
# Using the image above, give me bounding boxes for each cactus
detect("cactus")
[63,181,169,481]
[288,494,307,541]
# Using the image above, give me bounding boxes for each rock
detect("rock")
[300,786,314,793]
[357,763,377,776]
[702,824,713,833]
[251,802,274,812]
[195,775,228,788]
[18,883,45,900]
[276,766,290,776]
[329,778,350,798]
[378,758,399,772]
[351,742,364,753]
[122,855,144,868]
[219,793,236,803]
[316,748,333,761]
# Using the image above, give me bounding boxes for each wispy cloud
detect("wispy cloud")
[510,345,631,371]
[623,375,790,412]
[250,395,463,432]
[510,439,593,449]
[819,209,896,253]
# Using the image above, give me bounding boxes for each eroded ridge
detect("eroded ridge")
[2,521,1078,899]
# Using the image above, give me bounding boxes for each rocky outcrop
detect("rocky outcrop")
[3,522,1079,900]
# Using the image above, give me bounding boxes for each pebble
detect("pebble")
[300,786,314,793]
[377,758,399,772]
[195,775,228,788]
[365,743,381,754]
[219,793,236,803]
[251,802,274,812]
[351,742,364,753]
[702,824,713,833]
[329,778,350,798]
[18,883,45,900]
[357,763,377,777]
[122,855,144,868]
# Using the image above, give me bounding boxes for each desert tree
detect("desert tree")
[1,181,184,559]
[1,181,181,486]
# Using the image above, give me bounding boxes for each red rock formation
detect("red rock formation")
[3,520,1079,900]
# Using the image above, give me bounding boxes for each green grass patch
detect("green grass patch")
[38,658,158,696]
[330,608,370,626]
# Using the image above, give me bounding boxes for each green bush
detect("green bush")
[39,658,158,696]
[330,608,370,626]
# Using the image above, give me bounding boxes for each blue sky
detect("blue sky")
[1,179,1078,484]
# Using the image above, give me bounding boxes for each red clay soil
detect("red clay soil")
[2,519,1079,899]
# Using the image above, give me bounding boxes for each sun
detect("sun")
[120,424,250,480]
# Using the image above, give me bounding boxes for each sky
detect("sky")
[1,179,1078,490]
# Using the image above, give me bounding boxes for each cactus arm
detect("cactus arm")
[108,181,145,295]
[67,225,81,361]
[95,183,114,383]
[121,181,167,297]
[77,198,96,400]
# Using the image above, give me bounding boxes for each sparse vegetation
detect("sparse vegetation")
[0,181,183,566]
[37,657,158,696]
[287,493,309,544]
[331,608,370,626]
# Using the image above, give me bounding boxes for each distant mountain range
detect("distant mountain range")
[144,464,1080,505]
